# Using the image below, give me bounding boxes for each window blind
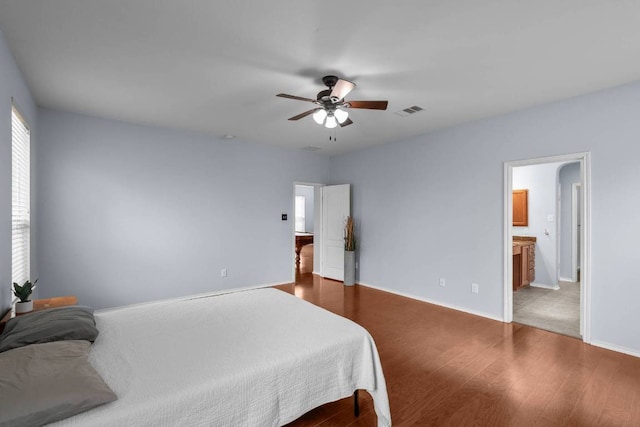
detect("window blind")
[295,196,305,232]
[12,106,30,287]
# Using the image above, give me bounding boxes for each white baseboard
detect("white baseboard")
[357,282,504,322]
[591,340,640,359]
[558,276,575,282]
[299,279,640,360]
[530,282,560,290]
[312,271,321,276]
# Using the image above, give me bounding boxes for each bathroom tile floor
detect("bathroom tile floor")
[513,281,580,338]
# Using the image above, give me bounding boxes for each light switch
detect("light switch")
[547,214,554,222]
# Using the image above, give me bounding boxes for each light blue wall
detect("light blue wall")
[35,109,329,309]
[329,80,640,354]
[559,162,580,280]
[0,28,37,314]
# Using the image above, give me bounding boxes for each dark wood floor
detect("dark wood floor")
[277,245,640,426]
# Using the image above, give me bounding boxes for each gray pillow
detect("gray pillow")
[0,306,99,353]
[0,340,117,426]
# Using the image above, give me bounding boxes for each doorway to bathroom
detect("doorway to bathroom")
[503,153,591,343]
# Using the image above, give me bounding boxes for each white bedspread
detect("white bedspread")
[52,288,391,426]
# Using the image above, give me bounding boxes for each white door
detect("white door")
[321,184,351,281]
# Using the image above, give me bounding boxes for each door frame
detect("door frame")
[503,152,591,343]
[571,182,581,283]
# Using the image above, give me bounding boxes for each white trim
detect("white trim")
[529,282,560,291]
[555,167,561,287]
[291,183,297,282]
[581,154,592,342]
[558,276,575,283]
[503,162,513,322]
[358,282,504,323]
[571,183,581,283]
[590,340,640,359]
[504,152,591,344]
[315,185,323,277]
[530,282,560,290]
[356,282,638,359]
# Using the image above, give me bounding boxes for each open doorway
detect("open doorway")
[510,161,580,337]
[293,184,321,284]
[504,153,591,343]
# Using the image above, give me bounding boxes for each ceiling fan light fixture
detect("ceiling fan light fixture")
[334,108,348,124]
[277,75,388,129]
[325,114,337,129]
[313,109,327,124]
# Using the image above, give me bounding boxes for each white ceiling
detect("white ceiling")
[1,1,640,156]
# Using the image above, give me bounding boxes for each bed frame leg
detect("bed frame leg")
[353,390,360,417]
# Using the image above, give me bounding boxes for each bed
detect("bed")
[37,288,390,426]
[295,232,314,263]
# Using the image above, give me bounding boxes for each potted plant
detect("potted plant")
[344,216,356,286]
[13,279,37,314]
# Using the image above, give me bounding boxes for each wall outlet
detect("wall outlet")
[221,268,227,278]
[355,262,359,269]
[471,283,479,293]
[439,278,446,287]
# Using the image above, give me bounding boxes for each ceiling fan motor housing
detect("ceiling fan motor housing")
[321,75,340,88]
[316,89,332,101]
[315,89,337,110]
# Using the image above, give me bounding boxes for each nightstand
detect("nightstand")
[0,295,78,333]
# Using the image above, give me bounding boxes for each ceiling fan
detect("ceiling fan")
[277,75,388,128]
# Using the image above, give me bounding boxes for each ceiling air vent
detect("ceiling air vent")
[301,146,322,151]
[394,105,424,117]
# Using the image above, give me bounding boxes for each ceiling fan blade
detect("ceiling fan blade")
[277,93,317,103]
[288,108,321,121]
[339,118,353,127]
[330,79,356,100]
[347,100,388,110]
